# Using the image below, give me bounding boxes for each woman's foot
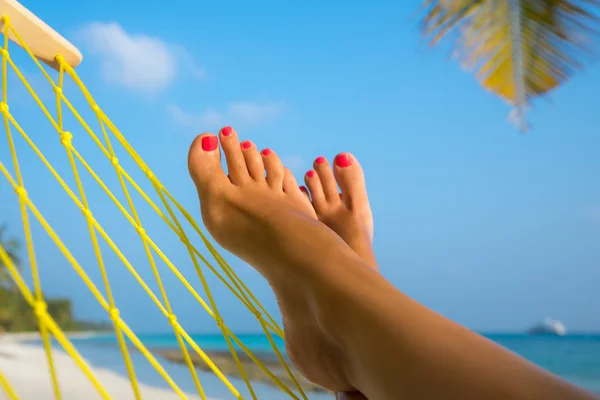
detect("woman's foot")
[301,153,376,269]
[188,127,358,392]
[300,154,375,400]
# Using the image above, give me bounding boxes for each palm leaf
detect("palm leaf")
[420,0,600,131]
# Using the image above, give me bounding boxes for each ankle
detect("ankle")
[308,259,386,384]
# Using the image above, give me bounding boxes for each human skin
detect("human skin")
[188,127,598,400]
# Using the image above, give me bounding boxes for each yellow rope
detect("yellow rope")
[0,13,311,400]
[0,370,19,400]
[88,72,206,400]
[0,242,111,399]
[55,62,143,400]
[1,17,62,400]
[64,67,285,339]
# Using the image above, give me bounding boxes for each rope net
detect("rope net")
[0,15,310,400]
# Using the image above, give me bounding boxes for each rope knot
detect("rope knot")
[60,131,73,147]
[109,308,120,321]
[0,48,7,58]
[135,225,146,237]
[34,301,47,318]
[168,314,177,326]
[53,86,62,96]
[179,235,190,246]
[82,208,92,219]
[0,102,8,114]
[14,186,27,198]
[215,316,224,328]
[145,169,154,180]
[91,104,100,113]
[110,156,119,167]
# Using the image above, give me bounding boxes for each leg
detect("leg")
[188,128,358,391]
[302,154,596,400]
[316,260,598,400]
[303,152,374,399]
[188,129,597,399]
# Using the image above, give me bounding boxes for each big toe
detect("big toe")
[333,152,370,214]
[188,133,228,191]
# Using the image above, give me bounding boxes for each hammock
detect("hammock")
[0,1,309,398]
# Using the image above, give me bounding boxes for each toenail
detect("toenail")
[299,185,308,192]
[221,126,233,136]
[334,153,352,168]
[241,140,252,150]
[261,148,272,156]
[201,135,218,151]
[315,156,326,165]
[307,170,316,178]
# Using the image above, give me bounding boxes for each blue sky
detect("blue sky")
[0,0,599,334]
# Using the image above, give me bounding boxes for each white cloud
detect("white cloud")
[281,155,306,171]
[78,22,203,93]
[167,101,284,130]
[166,104,220,127]
[228,101,284,125]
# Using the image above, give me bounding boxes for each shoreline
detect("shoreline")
[0,340,204,399]
[0,330,109,342]
[153,348,328,394]
[0,331,327,397]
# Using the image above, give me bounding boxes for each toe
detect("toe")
[299,185,310,201]
[261,148,284,190]
[333,152,368,209]
[188,133,228,189]
[305,169,328,212]
[240,140,265,182]
[282,167,300,194]
[284,169,315,215]
[219,126,250,185]
[314,156,339,201]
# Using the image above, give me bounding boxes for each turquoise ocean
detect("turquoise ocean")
[51,333,600,398]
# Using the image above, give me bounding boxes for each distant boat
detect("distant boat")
[527,318,567,336]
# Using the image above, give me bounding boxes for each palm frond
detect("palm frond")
[420,0,600,131]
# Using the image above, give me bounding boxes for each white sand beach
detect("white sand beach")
[0,333,202,400]
[0,333,333,400]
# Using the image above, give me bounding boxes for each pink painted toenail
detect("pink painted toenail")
[241,140,252,149]
[299,186,308,192]
[334,153,352,168]
[261,148,272,156]
[201,136,218,151]
[307,170,316,178]
[315,156,326,165]
[221,126,233,136]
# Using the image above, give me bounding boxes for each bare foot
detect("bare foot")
[300,154,375,400]
[188,127,357,392]
[302,153,376,269]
